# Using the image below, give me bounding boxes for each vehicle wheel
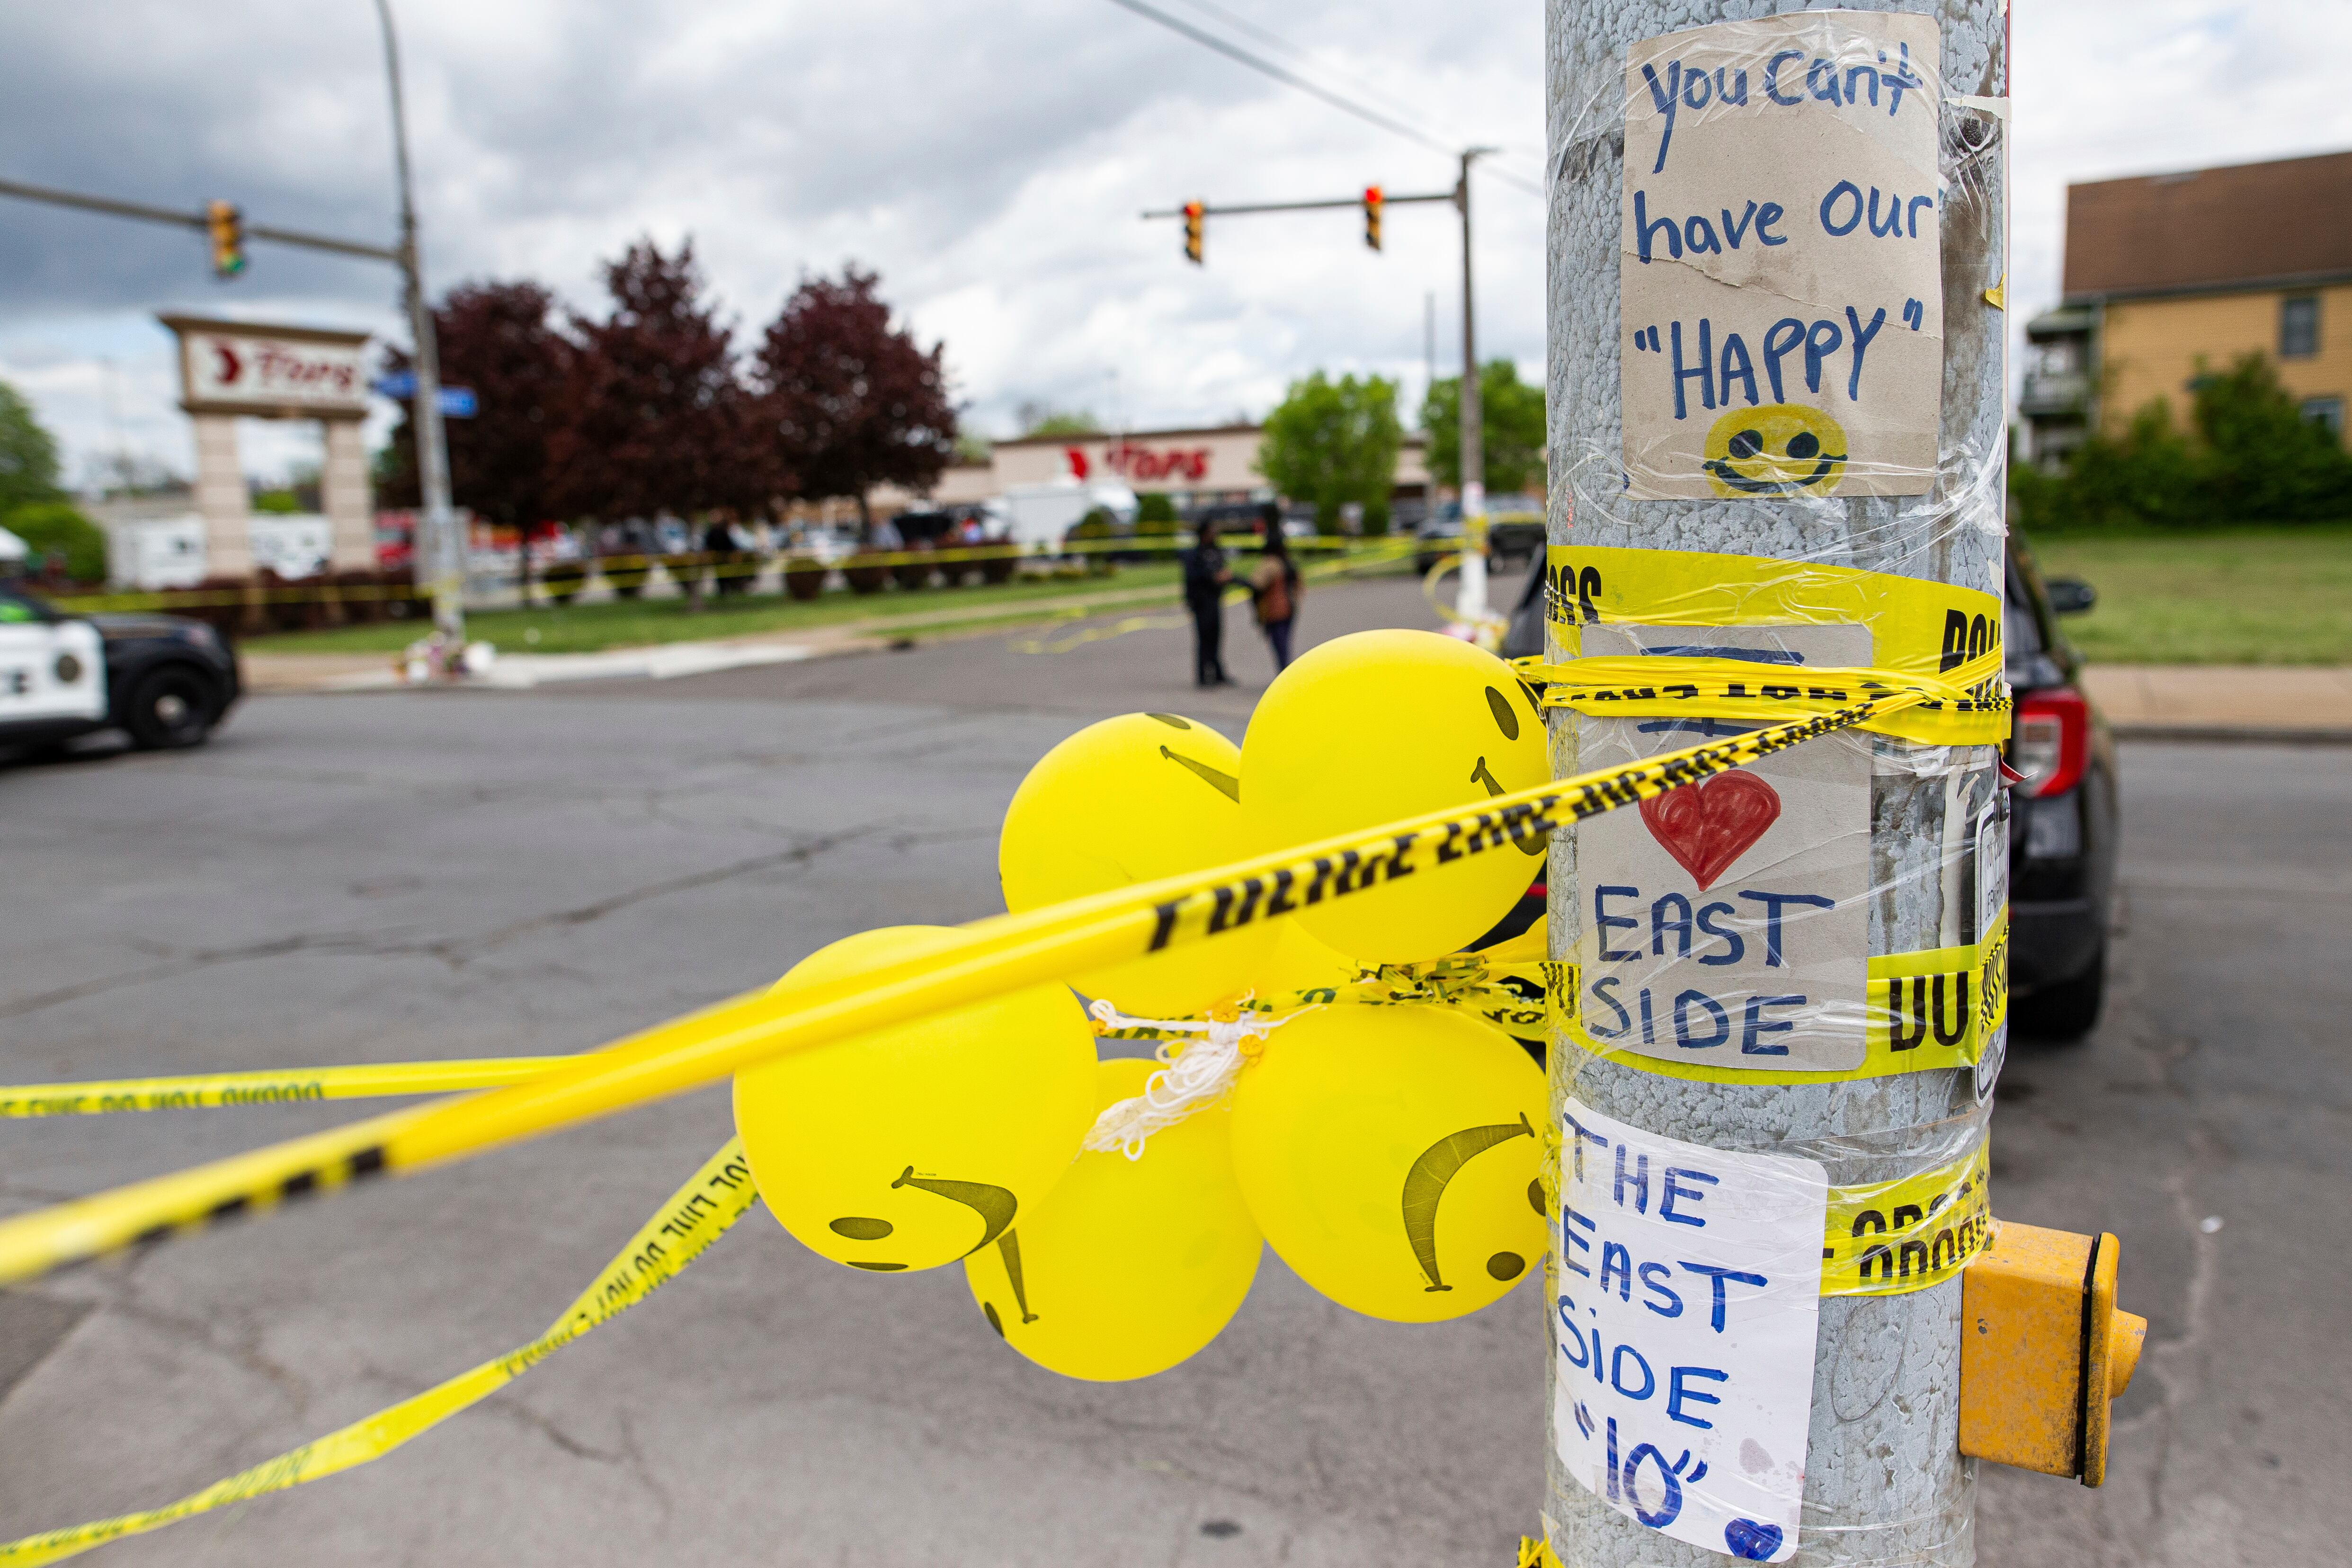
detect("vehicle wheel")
[2013,942,2105,1042]
[122,666,219,750]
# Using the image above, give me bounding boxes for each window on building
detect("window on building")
[2302,397,2345,442]
[2280,295,2320,358]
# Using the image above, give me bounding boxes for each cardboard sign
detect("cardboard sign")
[1620,10,1943,498]
[1554,1099,1827,1561]
[1574,624,1871,1072]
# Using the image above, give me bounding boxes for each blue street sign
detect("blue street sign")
[369,372,475,417]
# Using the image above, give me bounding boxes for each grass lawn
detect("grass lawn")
[242,565,1190,655]
[2025,526,2352,665]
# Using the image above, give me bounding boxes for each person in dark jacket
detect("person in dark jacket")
[1183,521,1233,687]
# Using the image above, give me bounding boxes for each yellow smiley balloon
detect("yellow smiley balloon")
[964,1058,1262,1381]
[1702,403,1849,498]
[1229,1006,1547,1323]
[1240,630,1548,963]
[733,925,1096,1274]
[999,712,1277,1016]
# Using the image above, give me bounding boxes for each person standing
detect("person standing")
[1182,519,1233,687]
[1250,509,1301,672]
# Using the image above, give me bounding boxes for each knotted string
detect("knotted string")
[1081,999,1311,1159]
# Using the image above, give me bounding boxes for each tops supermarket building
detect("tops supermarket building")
[890,423,1434,517]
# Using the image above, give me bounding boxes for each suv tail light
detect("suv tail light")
[2011,687,2089,798]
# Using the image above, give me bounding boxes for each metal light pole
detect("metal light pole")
[1543,3,2007,1564]
[373,0,463,662]
[1453,146,1494,632]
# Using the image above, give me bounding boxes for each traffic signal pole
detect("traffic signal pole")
[0,0,462,669]
[1454,147,1491,633]
[1542,3,2007,1565]
[1143,161,1497,634]
[374,0,464,664]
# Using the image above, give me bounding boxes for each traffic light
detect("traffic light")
[206,200,245,279]
[1182,200,1204,266]
[1364,185,1384,251]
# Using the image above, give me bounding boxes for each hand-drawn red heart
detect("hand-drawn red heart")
[1639,771,1782,891]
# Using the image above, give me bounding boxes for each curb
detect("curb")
[2113,722,2352,747]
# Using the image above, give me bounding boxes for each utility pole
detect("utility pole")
[1543,4,2006,1566]
[1453,147,1493,632]
[374,0,464,664]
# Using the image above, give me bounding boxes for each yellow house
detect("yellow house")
[2023,150,2352,468]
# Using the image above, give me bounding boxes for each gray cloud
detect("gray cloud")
[3,1,2343,484]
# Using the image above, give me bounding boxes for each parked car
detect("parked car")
[2004,543,2117,1039]
[1416,495,1545,575]
[0,582,241,754]
[1495,542,2117,1039]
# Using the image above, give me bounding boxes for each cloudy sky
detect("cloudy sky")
[2,0,2347,489]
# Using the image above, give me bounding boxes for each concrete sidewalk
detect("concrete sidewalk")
[2082,664,2352,742]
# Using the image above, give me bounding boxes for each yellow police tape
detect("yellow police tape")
[0,652,1999,1290]
[0,1059,570,1117]
[1821,1139,1992,1297]
[0,1137,754,1567]
[50,535,1415,616]
[1537,543,2008,746]
[1545,908,2010,1087]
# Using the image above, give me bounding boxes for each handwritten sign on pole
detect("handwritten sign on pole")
[1553,1099,1828,1561]
[1571,624,1873,1072]
[1620,11,1943,499]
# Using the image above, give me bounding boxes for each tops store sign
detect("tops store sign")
[160,316,374,420]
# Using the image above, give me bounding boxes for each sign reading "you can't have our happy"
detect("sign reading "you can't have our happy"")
[1619,10,1945,499]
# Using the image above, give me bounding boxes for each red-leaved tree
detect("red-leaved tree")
[550,238,766,522]
[379,280,575,529]
[750,266,956,532]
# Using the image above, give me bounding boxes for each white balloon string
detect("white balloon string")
[1081,999,1312,1160]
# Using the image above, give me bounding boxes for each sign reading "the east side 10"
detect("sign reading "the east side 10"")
[163,316,373,419]
[1620,11,1945,500]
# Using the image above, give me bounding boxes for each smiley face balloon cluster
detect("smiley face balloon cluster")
[735,630,1553,1381]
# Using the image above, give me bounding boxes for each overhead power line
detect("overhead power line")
[1105,0,1543,198]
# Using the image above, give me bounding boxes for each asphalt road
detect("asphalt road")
[1,571,2343,1566]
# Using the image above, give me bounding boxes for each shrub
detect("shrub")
[975,543,1018,585]
[540,558,589,605]
[1135,493,1179,535]
[782,556,827,600]
[890,539,934,590]
[844,548,890,593]
[6,501,106,582]
[2016,353,2352,531]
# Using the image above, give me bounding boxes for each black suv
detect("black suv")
[2003,543,2118,1039]
[1497,543,2117,1039]
[0,582,242,755]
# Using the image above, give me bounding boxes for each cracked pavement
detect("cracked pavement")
[3,580,2345,1564]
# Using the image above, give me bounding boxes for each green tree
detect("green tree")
[2010,353,2352,532]
[6,501,107,582]
[1020,409,1101,438]
[1256,371,1403,535]
[0,379,64,517]
[1421,359,1546,496]
[1134,491,1179,536]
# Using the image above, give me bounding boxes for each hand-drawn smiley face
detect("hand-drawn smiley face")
[1702,404,1848,498]
[733,925,1096,1274]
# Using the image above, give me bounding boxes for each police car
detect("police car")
[0,580,241,755]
